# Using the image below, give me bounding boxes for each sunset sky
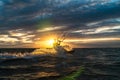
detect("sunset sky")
[0,0,120,48]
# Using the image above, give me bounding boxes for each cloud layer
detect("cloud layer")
[0,0,120,48]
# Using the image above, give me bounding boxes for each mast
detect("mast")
[56,31,69,45]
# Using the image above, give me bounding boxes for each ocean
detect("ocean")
[0,48,120,80]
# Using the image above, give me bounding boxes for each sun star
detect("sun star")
[47,39,55,47]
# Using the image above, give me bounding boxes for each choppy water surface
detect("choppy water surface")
[0,48,120,80]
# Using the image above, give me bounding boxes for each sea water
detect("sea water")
[0,48,120,80]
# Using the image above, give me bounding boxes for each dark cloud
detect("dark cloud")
[0,0,120,28]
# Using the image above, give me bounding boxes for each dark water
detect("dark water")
[0,48,120,80]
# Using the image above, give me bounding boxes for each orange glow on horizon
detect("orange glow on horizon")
[34,37,56,48]
[34,34,120,48]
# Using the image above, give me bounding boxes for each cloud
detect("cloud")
[0,29,35,46]
[0,0,120,28]
[37,26,66,32]
[8,29,33,37]
[66,37,120,48]
[65,37,120,43]
[73,25,120,34]
[0,0,120,47]
[0,34,19,44]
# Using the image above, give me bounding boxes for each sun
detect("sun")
[48,39,54,44]
[47,39,55,47]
